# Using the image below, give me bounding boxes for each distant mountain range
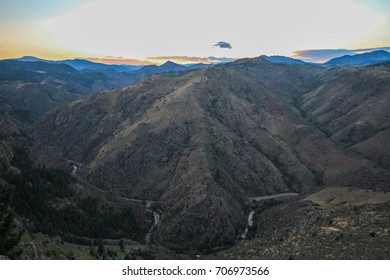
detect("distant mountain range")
[323,50,390,66]
[14,56,210,75]
[12,49,390,77]
[0,59,116,120]
[15,56,142,75]
[262,50,390,67]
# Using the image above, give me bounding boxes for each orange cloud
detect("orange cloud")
[86,57,153,66]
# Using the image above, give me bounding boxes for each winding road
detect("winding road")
[248,192,298,202]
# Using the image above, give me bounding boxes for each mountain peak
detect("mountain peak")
[371,50,389,55]
[16,56,50,63]
[261,55,306,65]
[228,56,271,66]
[161,60,176,65]
[158,61,186,72]
[160,61,183,67]
[20,56,40,60]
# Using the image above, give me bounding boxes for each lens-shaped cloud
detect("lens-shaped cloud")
[213,41,232,49]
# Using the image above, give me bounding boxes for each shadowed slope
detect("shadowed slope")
[300,63,390,171]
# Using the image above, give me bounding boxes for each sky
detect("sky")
[0,0,389,64]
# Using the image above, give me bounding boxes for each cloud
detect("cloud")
[213,41,232,49]
[293,47,390,63]
[86,57,153,66]
[207,56,235,63]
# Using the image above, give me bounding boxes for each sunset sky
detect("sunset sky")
[1,0,389,64]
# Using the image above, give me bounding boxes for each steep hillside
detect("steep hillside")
[0,97,32,176]
[0,59,214,120]
[0,99,151,259]
[300,63,390,171]
[0,60,116,119]
[31,58,390,251]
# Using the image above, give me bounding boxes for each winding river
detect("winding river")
[241,192,299,239]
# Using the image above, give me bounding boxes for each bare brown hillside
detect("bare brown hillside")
[31,58,390,251]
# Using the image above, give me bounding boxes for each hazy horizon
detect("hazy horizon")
[1,0,389,65]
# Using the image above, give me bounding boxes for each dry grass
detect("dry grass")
[306,187,390,207]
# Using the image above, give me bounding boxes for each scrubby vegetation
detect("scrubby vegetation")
[0,179,24,256]
[4,148,145,242]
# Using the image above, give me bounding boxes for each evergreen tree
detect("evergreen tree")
[119,239,125,252]
[0,180,23,256]
[97,239,105,259]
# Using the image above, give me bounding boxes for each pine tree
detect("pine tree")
[119,239,125,252]
[97,239,105,259]
[0,180,24,256]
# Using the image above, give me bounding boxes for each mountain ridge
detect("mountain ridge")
[323,50,390,66]
[261,55,307,65]
[14,56,142,73]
